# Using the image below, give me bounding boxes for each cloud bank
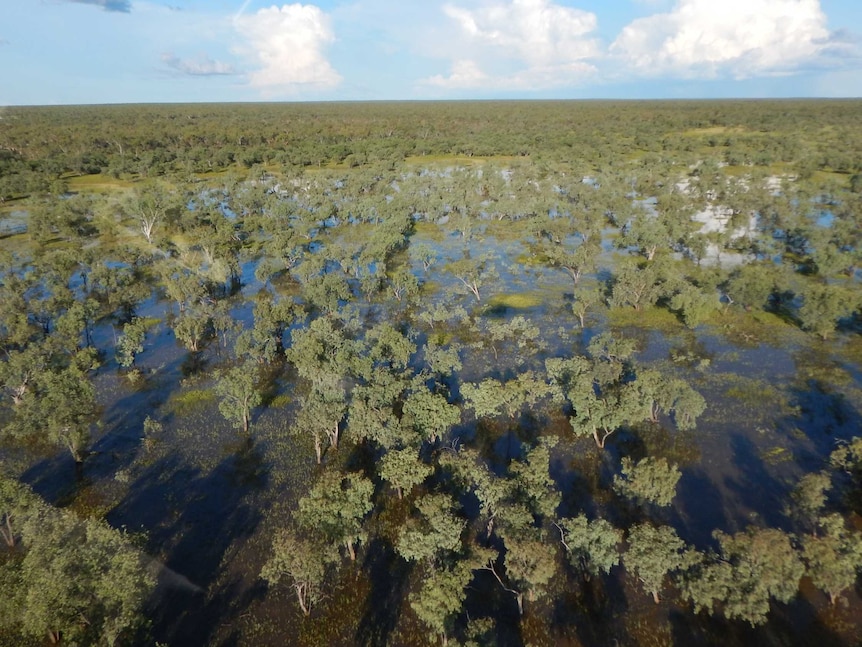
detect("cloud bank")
[161,54,237,76]
[66,0,132,13]
[611,0,835,78]
[234,4,341,94]
[422,0,599,90]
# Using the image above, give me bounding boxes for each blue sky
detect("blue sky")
[1,0,860,105]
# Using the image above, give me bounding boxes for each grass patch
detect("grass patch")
[65,174,134,193]
[268,393,292,409]
[165,388,216,416]
[403,154,525,166]
[486,291,543,310]
[707,308,802,347]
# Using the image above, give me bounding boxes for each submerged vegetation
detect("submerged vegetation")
[1,100,862,645]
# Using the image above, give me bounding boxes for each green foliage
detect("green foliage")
[0,492,154,646]
[261,529,335,616]
[297,470,374,561]
[115,317,149,369]
[614,457,681,507]
[685,528,804,625]
[625,523,696,604]
[556,515,622,579]
[213,361,262,434]
[397,494,466,564]
[378,447,433,499]
[802,514,862,605]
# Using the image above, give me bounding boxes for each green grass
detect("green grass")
[65,174,135,193]
[165,388,216,416]
[486,291,544,310]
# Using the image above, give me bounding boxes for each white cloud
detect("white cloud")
[420,0,599,91]
[161,53,237,76]
[233,4,341,94]
[611,0,836,78]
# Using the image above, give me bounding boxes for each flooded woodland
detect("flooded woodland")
[2,100,862,646]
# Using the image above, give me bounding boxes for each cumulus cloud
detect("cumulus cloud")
[611,0,840,78]
[161,53,237,76]
[66,0,132,12]
[420,0,599,91]
[233,4,341,93]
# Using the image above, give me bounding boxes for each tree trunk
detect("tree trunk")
[314,437,323,464]
[516,592,524,616]
[652,590,660,604]
[346,540,356,561]
[0,515,15,548]
[296,583,310,616]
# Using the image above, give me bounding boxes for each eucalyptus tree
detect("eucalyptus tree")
[625,523,697,604]
[802,513,862,605]
[1,500,155,646]
[684,527,803,625]
[235,292,302,364]
[482,525,558,616]
[115,317,149,369]
[379,447,433,499]
[613,457,681,508]
[296,470,374,562]
[401,385,461,445]
[555,515,623,580]
[123,183,181,245]
[797,280,859,339]
[546,332,650,449]
[461,371,550,422]
[571,283,604,328]
[531,213,600,288]
[445,251,500,303]
[472,315,544,364]
[261,528,336,616]
[409,551,491,647]
[3,362,98,463]
[396,493,467,564]
[214,361,262,435]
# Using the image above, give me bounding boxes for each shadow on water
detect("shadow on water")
[356,537,413,647]
[106,442,266,646]
[673,468,728,548]
[669,591,847,647]
[723,433,788,531]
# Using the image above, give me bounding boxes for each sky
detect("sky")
[1,0,861,105]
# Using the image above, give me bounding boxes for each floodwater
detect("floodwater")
[10,214,862,646]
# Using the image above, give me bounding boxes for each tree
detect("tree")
[483,528,558,616]
[115,317,148,369]
[685,528,804,625]
[4,364,97,463]
[614,457,681,507]
[571,283,603,328]
[556,515,622,580]
[261,529,335,616]
[445,251,499,303]
[397,494,466,564]
[625,523,695,604]
[461,371,550,421]
[410,555,483,647]
[295,387,348,463]
[379,447,432,499]
[0,477,42,549]
[1,504,154,646]
[214,361,262,434]
[123,184,180,245]
[802,514,862,605]
[297,471,374,561]
[401,387,461,445]
[797,281,859,340]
